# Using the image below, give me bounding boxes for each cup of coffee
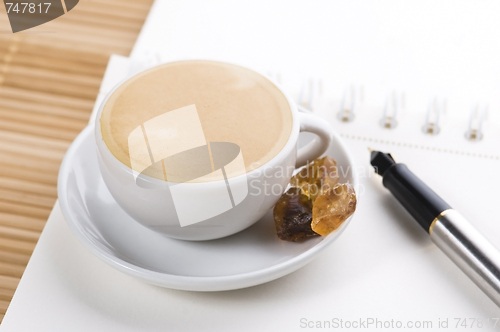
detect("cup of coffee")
[95,60,333,241]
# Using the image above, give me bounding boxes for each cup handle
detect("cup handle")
[296,106,333,167]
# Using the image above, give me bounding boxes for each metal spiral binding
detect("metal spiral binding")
[380,91,404,129]
[465,104,487,141]
[338,85,363,123]
[422,97,446,135]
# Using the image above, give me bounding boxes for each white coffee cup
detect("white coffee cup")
[95,61,333,241]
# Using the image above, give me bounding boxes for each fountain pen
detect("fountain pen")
[370,150,500,307]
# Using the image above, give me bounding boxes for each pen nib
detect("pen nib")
[370,150,396,176]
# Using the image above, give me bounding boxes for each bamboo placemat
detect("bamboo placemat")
[0,0,154,322]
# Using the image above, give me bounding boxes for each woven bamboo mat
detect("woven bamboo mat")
[0,0,154,322]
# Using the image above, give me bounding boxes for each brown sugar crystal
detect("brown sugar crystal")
[311,183,357,236]
[289,156,339,202]
[273,187,319,241]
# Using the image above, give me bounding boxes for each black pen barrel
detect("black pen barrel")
[382,163,451,233]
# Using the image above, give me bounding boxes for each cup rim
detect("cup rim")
[94,59,301,185]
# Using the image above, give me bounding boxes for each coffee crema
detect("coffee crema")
[100,60,293,181]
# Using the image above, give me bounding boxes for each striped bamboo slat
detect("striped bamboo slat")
[0,0,154,322]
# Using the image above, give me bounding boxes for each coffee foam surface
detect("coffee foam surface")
[100,60,292,182]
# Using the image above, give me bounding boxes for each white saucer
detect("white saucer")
[58,126,358,291]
